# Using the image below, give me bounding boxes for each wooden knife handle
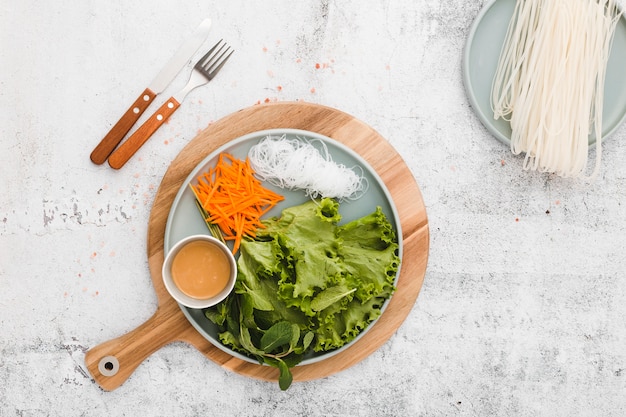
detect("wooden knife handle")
[108,97,181,169]
[90,88,157,165]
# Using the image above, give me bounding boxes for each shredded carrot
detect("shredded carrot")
[190,153,284,254]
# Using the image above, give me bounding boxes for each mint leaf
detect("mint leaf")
[277,359,293,391]
[302,331,314,351]
[289,324,301,351]
[310,285,356,312]
[260,321,294,352]
[239,327,265,357]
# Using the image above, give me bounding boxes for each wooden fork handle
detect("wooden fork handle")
[90,88,157,165]
[108,97,181,169]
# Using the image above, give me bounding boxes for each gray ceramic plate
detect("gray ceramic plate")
[463,0,626,147]
[164,128,402,365]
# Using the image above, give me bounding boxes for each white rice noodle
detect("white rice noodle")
[491,0,621,179]
[248,135,368,201]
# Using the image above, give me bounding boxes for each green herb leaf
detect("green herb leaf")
[226,304,241,338]
[206,198,400,390]
[218,331,240,350]
[277,359,293,391]
[302,331,314,351]
[288,323,300,351]
[310,285,356,312]
[239,327,265,357]
[204,302,228,326]
[260,321,294,353]
[240,282,275,311]
[240,293,257,329]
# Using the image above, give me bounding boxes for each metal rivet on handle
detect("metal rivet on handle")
[98,355,119,377]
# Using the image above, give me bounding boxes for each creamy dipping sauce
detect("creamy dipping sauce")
[171,240,231,299]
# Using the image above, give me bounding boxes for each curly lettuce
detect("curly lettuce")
[204,197,400,390]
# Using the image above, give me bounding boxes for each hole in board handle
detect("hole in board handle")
[98,355,119,377]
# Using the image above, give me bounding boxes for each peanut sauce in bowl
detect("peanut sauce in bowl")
[162,235,236,309]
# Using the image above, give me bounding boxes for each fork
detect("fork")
[108,40,233,169]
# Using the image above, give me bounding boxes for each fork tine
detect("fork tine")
[196,40,223,68]
[203,43,227,69]
[206,47,234,77]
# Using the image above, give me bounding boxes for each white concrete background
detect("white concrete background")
[2,0,626,416]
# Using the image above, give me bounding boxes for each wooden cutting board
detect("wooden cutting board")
[85,102,429,391]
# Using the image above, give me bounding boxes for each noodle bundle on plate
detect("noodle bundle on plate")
[491,0,621,178]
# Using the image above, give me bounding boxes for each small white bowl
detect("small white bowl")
[162,234,237,309]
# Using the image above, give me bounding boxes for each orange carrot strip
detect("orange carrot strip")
[191,152,284,254]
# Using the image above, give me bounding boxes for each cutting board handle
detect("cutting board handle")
[84,301,189,391]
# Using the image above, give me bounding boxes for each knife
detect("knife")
[90,18,212,165]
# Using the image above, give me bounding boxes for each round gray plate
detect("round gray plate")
[164,128,402,365]
[463,0,626,147]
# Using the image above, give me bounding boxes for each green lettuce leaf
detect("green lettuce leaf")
[204,198,400,389]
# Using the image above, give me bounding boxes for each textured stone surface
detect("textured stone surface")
[2,0,626,416]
